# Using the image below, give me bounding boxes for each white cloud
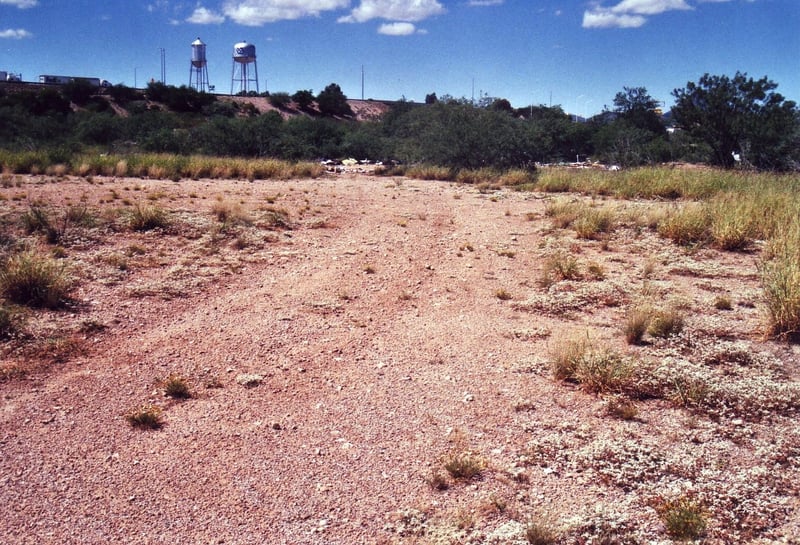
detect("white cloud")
[222,0,349,25]
[339,0,445,23]
[378,21,416,35]
[610,0,691,15]
[187,6,225,24]
[468,0,504,6]
[0,0,37,8]
[0,28,32,38]
[583,0,694,29]
[582,10,646,28]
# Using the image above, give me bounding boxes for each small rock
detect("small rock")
[235,374,264,387]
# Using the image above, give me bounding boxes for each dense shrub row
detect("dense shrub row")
[1,76,797,171]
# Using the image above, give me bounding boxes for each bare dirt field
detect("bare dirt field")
[1,172,798,544]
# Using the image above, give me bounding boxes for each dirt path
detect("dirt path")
[1,173,798,544]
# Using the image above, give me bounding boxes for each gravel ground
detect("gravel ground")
[1,172,798,544]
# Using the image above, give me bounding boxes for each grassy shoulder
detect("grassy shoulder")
[0,150,325,181]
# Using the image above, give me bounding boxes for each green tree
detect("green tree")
[613,86,665,135]
[292,89,315,111]
[61,80,97,107]
[614,86,658,111]
[145,82,215,113]
[247,111,284,156]
[390,102,534,169]
[671,72,799,169]
[317,83,354,117]
[280,117,346,159]
[489,98,513,113]
[268,92,292,109]
[520,105,593,163]
[75,112,123,145]
[342,122,388,161]
[30,88,71,116]
[107,84,142,106]
[591,86,667,166]
[592,124,660,166]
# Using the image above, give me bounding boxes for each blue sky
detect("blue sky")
[1,0,797,116]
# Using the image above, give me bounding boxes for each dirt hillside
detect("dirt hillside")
[225,96,391,121]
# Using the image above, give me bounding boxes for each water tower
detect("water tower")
[231,41,259,94]
[189,38,210,92]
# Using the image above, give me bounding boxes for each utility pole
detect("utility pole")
[361,65,364,100]
[159,48,166,84]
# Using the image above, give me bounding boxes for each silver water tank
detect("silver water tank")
[191,38,207,68]
[233,41,256,64]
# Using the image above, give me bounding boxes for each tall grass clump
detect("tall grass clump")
[125,405,164,430]
[163,374,192,399]
[22,202,95,244]
[624,306,652,345]
[0,149,50,174]
[546,199,623,238]
[708,192,760,250]
[573,206,616,240]
[184,156,215,179]
[544,198,581,229]
[657,203,711,246]
[647,307,685,338]
[539,251,582,287]
[291,161,325,179]
[29,153,325,182]
[260,206,291,229]
[761,221,800,340]
[550,335,590,381]
[74,153,121,177]
[374,163,407,177]
[612,167,758,200]
[535,169,576,193]
[656,495,708,541]
[405,164,454,181]
[731,188,798,242]
[455,167,500,185]
[442,449,486,481]
[573,349,636,394]
[614,168,686,199]
[550,335,635,394]
[211,197,251,226]
[528,167,794,203]
[22,202,61,243]
[0,250,71,308]
[129,203,170,231]
[525,521,558,545]
[499,168,537,187]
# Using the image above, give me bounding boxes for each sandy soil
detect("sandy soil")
[224,97,391,121]
[0,172,798,544]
